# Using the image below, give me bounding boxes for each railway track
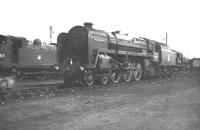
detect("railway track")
[0,83,79,104]
[0,74,178,105]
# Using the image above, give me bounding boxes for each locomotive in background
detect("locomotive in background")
[57,22,183,86]
[189,58,200,71]
[0,34,59,79]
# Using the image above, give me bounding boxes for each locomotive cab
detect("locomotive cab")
[0,35,14,75]
[141,38,162,63]
[0,35,6,59]
[11,38,23,64]
[176,52,183,65]
[152,43,162,63]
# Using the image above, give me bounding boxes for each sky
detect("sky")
[0,0,200,58]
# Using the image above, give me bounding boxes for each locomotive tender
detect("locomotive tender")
[0,35,59,78]
[57,22,183,86]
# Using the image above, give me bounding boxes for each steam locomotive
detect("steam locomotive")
[0,35,59,79]
[57,22,183,86]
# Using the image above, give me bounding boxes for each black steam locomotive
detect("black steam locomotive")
[57,22,183,86]
[0,35,59,79]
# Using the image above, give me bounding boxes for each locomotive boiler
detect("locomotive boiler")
[0,35,59,79]
[57,23,183,86]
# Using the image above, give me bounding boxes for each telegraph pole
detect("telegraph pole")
[166,32,168,45]
[49,26,53,43]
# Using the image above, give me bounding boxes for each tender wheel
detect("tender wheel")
[157,68,163,79]
[122,69,132,82]
[134,62,143,81]
[166,69,171,78]
[100,74,109,85]
[171,70,177,77]
[110,70,121,83]
[163,68,169,79]
[84,72,94,87]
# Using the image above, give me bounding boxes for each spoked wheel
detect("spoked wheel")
[134,62,143,81]
[110,70,121,83]
[157,68,164,79]
[100,74,109,85]
[162,67,169,79]
[84,72,95,87]
[166,69,171,78]
[170,70,176,79]
[122,69,132,82]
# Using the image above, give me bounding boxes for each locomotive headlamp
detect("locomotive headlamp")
[80,66,84,71]
[54,65,59,71]
[37,55,42,60]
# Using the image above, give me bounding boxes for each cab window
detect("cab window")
[155,45,160,52]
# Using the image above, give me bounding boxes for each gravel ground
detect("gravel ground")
[0,71,200,130]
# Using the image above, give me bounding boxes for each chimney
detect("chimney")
[83,22,93,28]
